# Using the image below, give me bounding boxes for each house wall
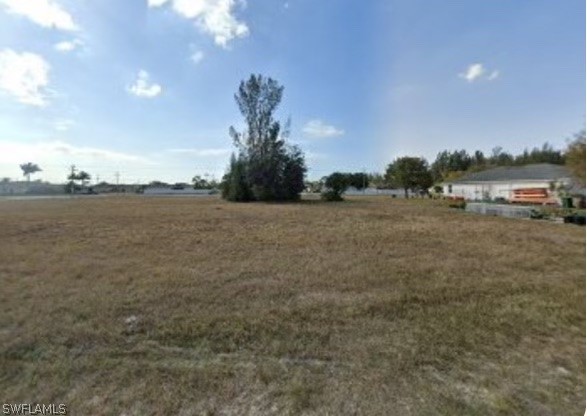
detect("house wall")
[442,179,572,201]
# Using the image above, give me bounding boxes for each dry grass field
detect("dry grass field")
[0,196,584,415]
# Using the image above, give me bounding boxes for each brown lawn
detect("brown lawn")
[0,196,584,415]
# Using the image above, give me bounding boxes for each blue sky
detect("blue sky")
[0,0,584,184]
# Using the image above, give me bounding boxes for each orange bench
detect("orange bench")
[510,188,558,205]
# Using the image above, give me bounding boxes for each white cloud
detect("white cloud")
[487,70,500,81]
[302,119,345,139]
[190,50,205,64]
[167,147,231,157]
[0,0,78,31]
[148,0,249,48]
[53,119,74,131]
[459,63,485,82]
[459,63,500,82]
[54,39,83,52]
[305,151,327,161]
[0,49,50,107]
[127,70,162,98]
[0,140,149,164]
[42,141,148,162]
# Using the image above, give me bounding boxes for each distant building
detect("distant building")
[92,183,144,194]
[0,181,64,195]
[143,187,216,195]
[442,164,579,203]
[343,187,416,197]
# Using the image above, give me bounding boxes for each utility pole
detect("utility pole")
[69,165,76,196]
[204,172,210,189]
[115,171,120,192]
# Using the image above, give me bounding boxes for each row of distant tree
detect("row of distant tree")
[217,74,585,202]
[14,130,585,200]
[312,133,585,200]
[428,143,569,182]
[12,74,585,203]
[385,136,584,190]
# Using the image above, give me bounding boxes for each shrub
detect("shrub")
[221,154,253,202]
[321,190,344,202]
[320,172,349,201]
[447,199,466,209]
[530,209,548,219]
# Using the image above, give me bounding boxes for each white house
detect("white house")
[442,164,573,202]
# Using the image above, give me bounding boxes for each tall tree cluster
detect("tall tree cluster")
[565,130,586,185]
[430,150,473,182]
[66,170,91,193]
[514,143,565,166]
[222,75,306,202]
[430,142,567,182]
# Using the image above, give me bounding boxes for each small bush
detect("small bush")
[447,199,466,209]
[530,209,548,219]
[321,190,343,201]
[564,211,586,226]
[320,172,350,201]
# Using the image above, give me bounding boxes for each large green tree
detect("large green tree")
[385,157,433,198]
[222,74,306,202]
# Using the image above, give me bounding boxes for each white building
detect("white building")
[343,187,416,197]
[143,187,216,196]
[442,164,573,202]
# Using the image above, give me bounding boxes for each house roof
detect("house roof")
[449,163,572,183]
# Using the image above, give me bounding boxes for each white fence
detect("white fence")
[343,187,416,197]
[465,203,535,219]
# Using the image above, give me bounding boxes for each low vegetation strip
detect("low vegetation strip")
[0,196,584,415]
